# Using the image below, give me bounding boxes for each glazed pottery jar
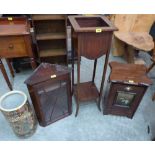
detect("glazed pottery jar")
[0,90,37,138]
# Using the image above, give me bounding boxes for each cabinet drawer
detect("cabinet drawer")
[0,36,28,58]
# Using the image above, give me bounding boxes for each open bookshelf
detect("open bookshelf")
[32,14,68,64]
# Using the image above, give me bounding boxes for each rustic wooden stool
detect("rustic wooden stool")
[115,32,154,63]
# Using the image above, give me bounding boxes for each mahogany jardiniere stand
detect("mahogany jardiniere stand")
[68,15,117,116]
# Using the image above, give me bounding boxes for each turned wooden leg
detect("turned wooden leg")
[6,59,14,77]
[30,57,37,69]
[152,93,155,101]
[0,59,12,90]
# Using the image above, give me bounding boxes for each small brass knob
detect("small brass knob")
[51,74,56,79]
[8,44,14,49]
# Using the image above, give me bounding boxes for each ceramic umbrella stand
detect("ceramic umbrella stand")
[0,90,37,138]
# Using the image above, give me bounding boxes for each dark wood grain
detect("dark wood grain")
[0,17,29,36]
[69,15,117,116]
[74,81,99,102]
[32,15,68,64]
[0,17,36,90]
[32,15,66,21]
[78,32,113,59]
[25,63,72,127]
[109,61,152,86]
[68,15,118,32]
[103,61,152,118]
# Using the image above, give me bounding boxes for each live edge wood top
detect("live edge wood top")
[68,15,118,32]
[115,32,154,51]
[109,61,152,86]
[25,63,70,85]
[0,17,30,36]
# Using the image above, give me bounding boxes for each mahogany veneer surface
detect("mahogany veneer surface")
[109,61,152,86]
[0,17,29,36]
[74,82,99,102]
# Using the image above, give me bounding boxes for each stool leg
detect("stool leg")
[124,45,135,63]
[6,59,14,77]
[0,59,12,90]
[127,46,135,63]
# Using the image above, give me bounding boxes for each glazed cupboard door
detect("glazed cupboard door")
[105,83,147,118]
[33,79,71,126]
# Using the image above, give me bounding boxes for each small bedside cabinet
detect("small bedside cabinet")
[103,61,152,118]
[0,17,36,90]
[24,63,72,127]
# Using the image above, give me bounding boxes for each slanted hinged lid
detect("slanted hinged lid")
[24,63,70,86]
[109,61,152,86]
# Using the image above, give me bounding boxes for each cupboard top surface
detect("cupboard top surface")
[0,17,30,36]
[24,63,70,85]
[68,15,118,32]
[109,61,152,86]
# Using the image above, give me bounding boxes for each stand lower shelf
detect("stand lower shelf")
[74,81,99,102]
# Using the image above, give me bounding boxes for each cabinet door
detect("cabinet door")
[34,79,71,126]
[106,83,147,118]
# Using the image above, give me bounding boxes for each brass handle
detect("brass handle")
[8,44,14,50]
[51,74,56,79]
[125,86,132,91]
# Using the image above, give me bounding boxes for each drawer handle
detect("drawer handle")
[8,44,14,50]
[51,74,56,79]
